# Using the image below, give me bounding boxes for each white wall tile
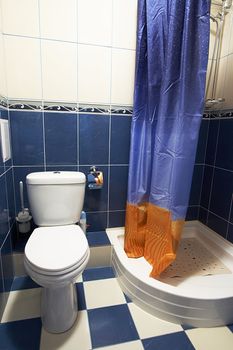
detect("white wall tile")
[0,34,7,97]
[78,0,112,46]
[205,59,215,100]
[1,0,39,37]
[111,49,135,106]
[227,9,233,55]
[41,40,77,102]
[40,0,77,42]
[4,36,42,100]
[222,54,233,109]
[78,44,111,104]
[112,0,137,50]
[0,1,3,33]
[220,10,232,58]
[215,56,227,100]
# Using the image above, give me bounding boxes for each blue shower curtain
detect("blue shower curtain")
[124,0,210,277]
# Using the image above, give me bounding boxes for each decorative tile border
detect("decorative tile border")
[2,96,233,118]
[203,110,233,119]
[0,96,133,115]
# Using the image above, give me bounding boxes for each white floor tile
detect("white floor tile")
[1,288,41,323]
[96,340,144,350]
[84,278,126,309]
[186,327,233,350]
[40,310,91,350]
[128,303,183,339]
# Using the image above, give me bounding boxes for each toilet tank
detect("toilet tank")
[26,171,86,226]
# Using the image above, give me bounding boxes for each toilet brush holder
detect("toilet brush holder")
[16,210,32,234]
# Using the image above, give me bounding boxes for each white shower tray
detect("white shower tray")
[106,221,233,327]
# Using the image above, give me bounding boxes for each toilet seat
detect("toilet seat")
[25,225,88,275]
[24,248,89,276]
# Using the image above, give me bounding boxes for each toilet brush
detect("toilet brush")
[16,181,32,234]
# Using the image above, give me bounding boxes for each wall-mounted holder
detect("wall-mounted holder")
[87,166,103,190]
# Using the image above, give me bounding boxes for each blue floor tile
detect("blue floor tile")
[11,276,39,291]
[86,231,111,247]
[75,283,86,311]
[142,332,195,350]
[0,318,42,350]
[83,267,115,282]
[88,304,139,348]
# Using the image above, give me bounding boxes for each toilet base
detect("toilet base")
[41,283,78,333]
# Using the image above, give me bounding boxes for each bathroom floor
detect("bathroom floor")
[0,267,233,350]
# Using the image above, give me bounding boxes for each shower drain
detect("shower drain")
[160,238,231,279]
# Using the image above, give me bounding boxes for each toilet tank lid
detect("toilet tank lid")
[26,171,86,185]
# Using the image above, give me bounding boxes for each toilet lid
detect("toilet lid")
[25,225,88,272]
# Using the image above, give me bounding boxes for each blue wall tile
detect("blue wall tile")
[10,111,44,166]
[198,206,208,224]
[44,112,77,166]
[205,119,219,166]
[0,257,4,319]
[86,212,107,232]
[80,166,108,212]
[0,175,9,248]
[79,114,109,165]
[46,165,78,172]
[189,165,203,206]
[185,206,198,221]
[207,212,228,239]
[227,224,233,244]
[195,119,209,164]
[0,108,8,121]
[13,166,44,213]
[216,119,233,171]
[209,168,233,220]
[1,230,14,293]
[200,165,213,209]
[109,166,128,210]
[110,115,131,164]
[6,168,15,225]
[109,211,126,228]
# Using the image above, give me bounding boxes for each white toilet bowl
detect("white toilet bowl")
[24,224,89,333]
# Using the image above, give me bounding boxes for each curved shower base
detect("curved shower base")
[106,221,233,328]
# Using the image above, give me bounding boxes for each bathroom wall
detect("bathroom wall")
[10,108,131,233]
[0,0,137,239]
[206,3,233,110]
[198,112,233,244]
[0,107,14,319]
[0,0,137,106]
[186,110,233,245]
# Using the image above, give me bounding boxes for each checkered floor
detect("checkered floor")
[0,267,233,350]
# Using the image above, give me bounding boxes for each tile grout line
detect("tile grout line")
[226,194,233,239]
[206,119,221,225]
[76,0,79,170]
[200,205,230,224]
[107,0,114,228]
[198,119,210,221]
[2,32,136,52]
[37,0,46,170]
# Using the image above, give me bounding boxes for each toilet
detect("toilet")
[24,171,90,334]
